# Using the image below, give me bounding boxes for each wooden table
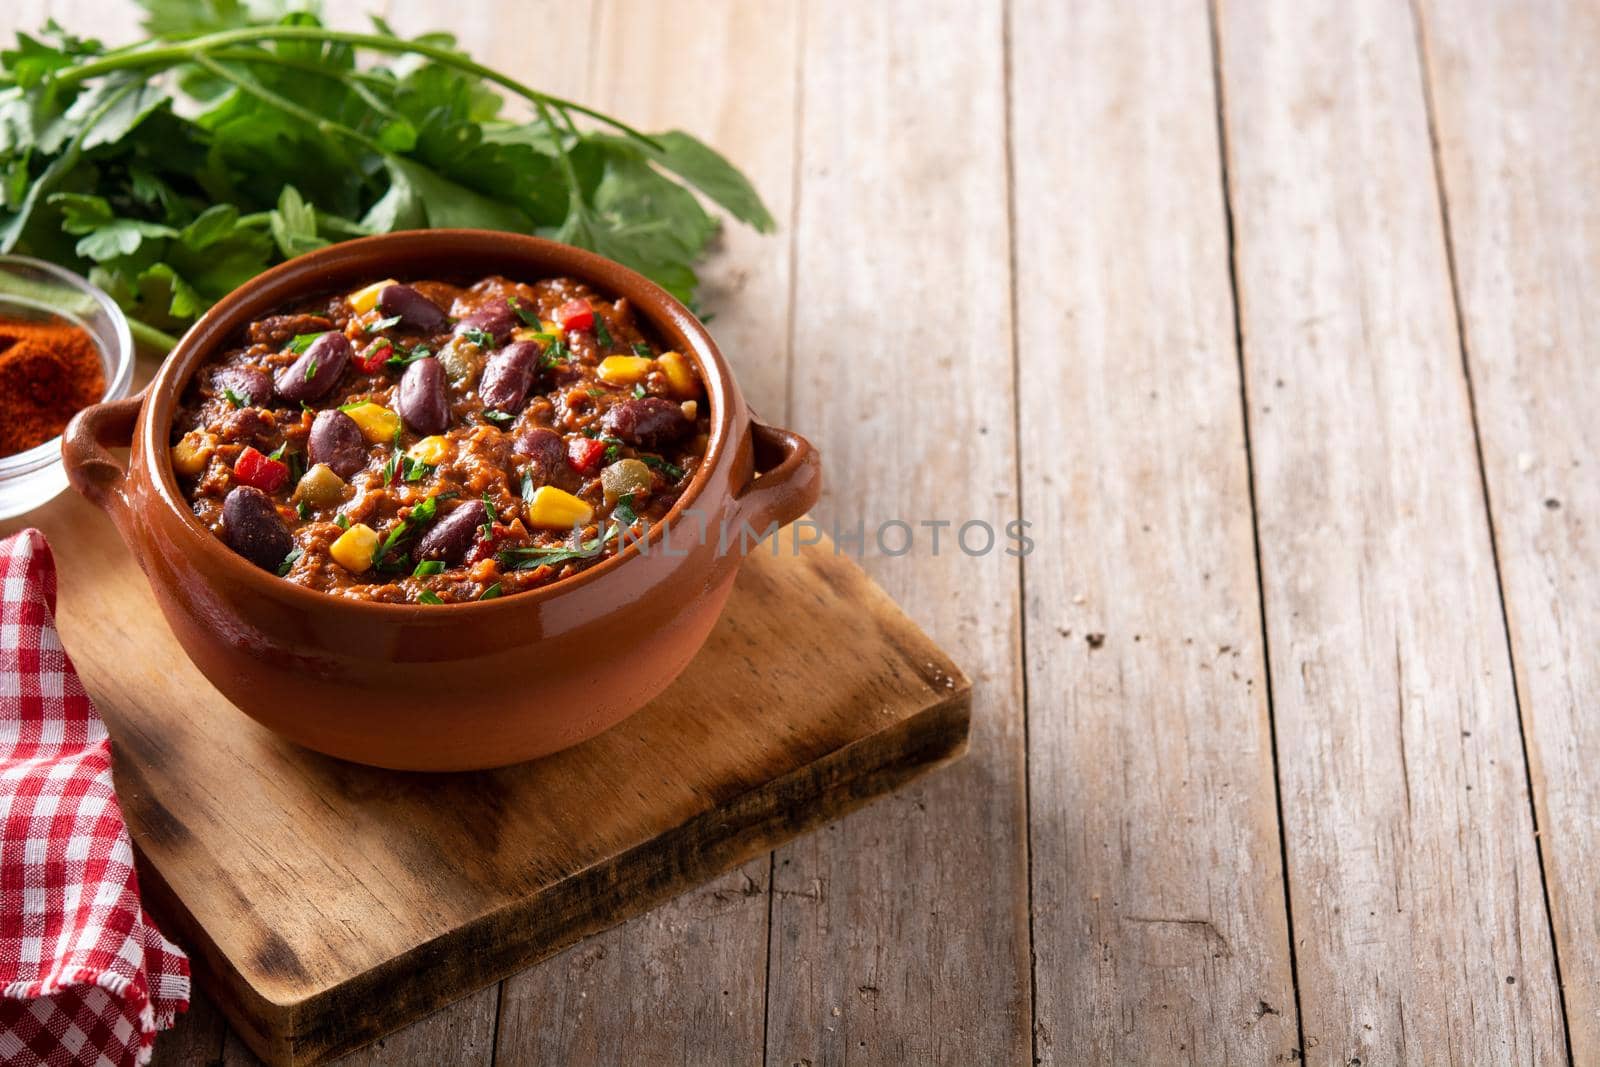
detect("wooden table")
[5,0,1596,1063]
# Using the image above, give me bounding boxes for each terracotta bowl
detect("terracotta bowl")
[61,231,820,771]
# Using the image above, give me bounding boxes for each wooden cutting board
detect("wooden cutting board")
[0,488,969,1065]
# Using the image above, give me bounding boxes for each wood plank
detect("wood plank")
[1214,0,1566,1062]
[222,988,500,1067]
[493,3,799,1063]
[766,2,1030,1063]
[1414,0,1599,1057]
[1010,1,1297,1062]
[150,990,228,1067]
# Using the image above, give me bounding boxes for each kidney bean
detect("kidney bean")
[214,366,273,407]
[222,486,294,572]
[514,427,576,490]
[377,283,447,332]
[415,499,487,565]
[308,409,367,478]
[601,396,691,448]
[453,301,517,345]
[397,357,450,435]
[478,341,541,413]
[275,332,350,402]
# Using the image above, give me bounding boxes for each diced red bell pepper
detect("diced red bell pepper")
[554,298,594,332]
[353,338,392,374]
[567,437,606,475]
[234,446,289,493]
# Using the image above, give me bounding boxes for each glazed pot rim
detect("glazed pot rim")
[143,230,736,619]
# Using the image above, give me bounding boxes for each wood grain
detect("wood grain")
[1414,0,1600,1057]
[1011,1,1297,1062]
[493,4,800,1064]
[765,1,1031,1063]
[1215,0,1565,1061]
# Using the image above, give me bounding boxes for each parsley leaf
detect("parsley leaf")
[593,315,612,349]
[222,386,244,408]
[639,454,684,480]
[507,296,541,327]
[287,332,325,355]
[417,589,445,605]
[365,314,402,333]
[413,560,444,577]
[276,545,303,577]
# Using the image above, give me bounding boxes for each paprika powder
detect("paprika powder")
[0,315,105,458]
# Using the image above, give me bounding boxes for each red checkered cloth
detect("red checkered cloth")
[0,529,188,1067]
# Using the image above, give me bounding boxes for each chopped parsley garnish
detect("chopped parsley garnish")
[276,546,303,577]
[614,493,638,525]
[601,436,623,463]
[507,296,541,327]
[222,387,245,408]
[385,343,432,370]
[365,315,402,333]
[581,425,598,439]
[334,512,350,530]
[460,327,496,349]
[640,454,684,480]
[287,331,326,355]
[303,356,319,381]
[267,443,289,462]
[632,342,652,357]
[380,453,399,484]
[417,590,445,605]
[401,456,433,482]
[478,583,502,600]
[632,383,647,399]
[481,493,498,535]
[373,495,439,564]
[500,525,619,570]
[594,316,613,348]
[296,499,311,520]
[521,469,536,503]
[483,409,515,425]
[413,560,445,577]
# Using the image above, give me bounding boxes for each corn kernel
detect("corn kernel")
[349,279,397,313]
[525,486,594,530]
[597,356,654,385]
[657,351,699,399]
[329,523,380,573]
[170,431,216,477]
[408,435,452,466]
[343,402,401,444]
[512,327,540,343]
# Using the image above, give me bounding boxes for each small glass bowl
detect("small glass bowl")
[0,256,136,520]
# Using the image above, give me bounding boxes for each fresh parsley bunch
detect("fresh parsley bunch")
[0,0,774,349]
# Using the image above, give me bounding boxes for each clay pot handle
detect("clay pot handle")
[732,421,821,535]
[62,392,143,526]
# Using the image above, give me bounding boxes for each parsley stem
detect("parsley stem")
[190,53,387,155]
[52,26,660,148]
[201,49,413,128]
[127,316,180,352]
